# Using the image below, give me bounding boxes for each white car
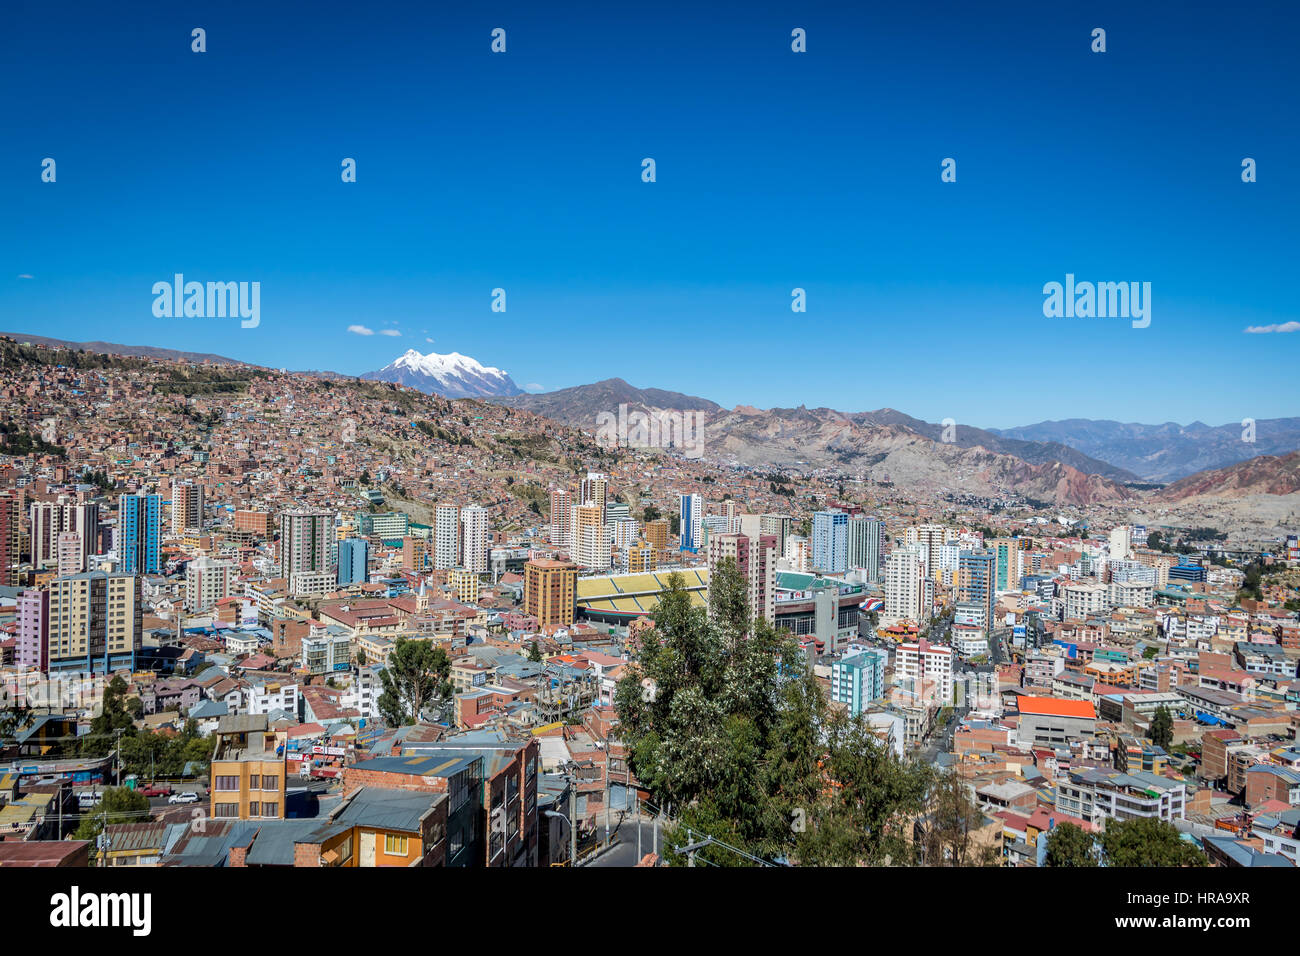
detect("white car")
[168,791,200,804]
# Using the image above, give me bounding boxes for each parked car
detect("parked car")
[140,784,172,797]
[168,791,200,804]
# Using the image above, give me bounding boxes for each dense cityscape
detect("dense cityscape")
[1,334,1297,876]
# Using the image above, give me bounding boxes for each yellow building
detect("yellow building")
[448,567,480,603]
[48,570,142,672]
[628,541,655,574]
[210,715,287,821]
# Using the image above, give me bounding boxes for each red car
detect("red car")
[140,784,172,797]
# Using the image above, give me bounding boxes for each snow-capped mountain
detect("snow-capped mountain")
[361,349,524,399]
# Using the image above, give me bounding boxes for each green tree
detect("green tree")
[1044,822,1099,866]
[73,786,151,861]
[527,640,542,663]
[707,557,750,650]
[616,563,933,867]
[1100,817,1207,867]
[378,638,452,726]
[1150,705,1174,751]
[915,770,998,867]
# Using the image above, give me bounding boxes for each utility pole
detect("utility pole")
[568,778,577,865]
[676,828,714,868]
[635,789,641,862]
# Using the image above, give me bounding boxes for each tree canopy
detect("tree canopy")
[615,561,934,866]
[378,638,453,726]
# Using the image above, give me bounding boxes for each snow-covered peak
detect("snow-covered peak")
[363,348,523,399]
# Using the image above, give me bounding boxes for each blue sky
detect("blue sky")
[2,0,1297,428]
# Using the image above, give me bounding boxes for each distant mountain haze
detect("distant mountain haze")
[992,418,1300,483]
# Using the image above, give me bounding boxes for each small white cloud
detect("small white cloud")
[524,383,545,392]
[347,324,375,336]
[1244,321,1300,334]
[425,337,435,344]
[379,329,402,337]
[16,274,33,280]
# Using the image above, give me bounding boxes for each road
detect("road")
[584,816,665,867]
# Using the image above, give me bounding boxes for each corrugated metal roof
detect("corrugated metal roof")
[332,788,444,834]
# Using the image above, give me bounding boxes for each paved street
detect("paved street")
[584,816,666,867]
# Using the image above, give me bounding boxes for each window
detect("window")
[262,774,278,790]
[249,774,260,789]
[261,802,278,817]
[248,801,260,817]
[214,775,238,791]
[384,834,409,856]
[214,802,238,818]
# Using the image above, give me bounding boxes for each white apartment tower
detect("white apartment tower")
[435,503,461,570]
[884,545,927,624]
[460,504,489,574]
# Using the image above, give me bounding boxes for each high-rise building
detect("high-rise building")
[16,588,49,670]
[679,494,702,552]
[894,639,954,705]
[460,504,489,574]
[524,558,577,629]
[847,516,885,581]
[0,493,20,587]
[402,537,430,571]
[572,503,610,571]
[337,538,369,586]
[48,570,142,673]
[1109,525,1132,562]
[171,480,205,533]
[811,510,849,574]
[706,531,778,627]
[884,545,926,624]
[957,549,996,632]
[549,489,573,551]
[56,531,84,576]
[118,493,162,574]
[434,503,460,570]
[186,556,235,612]
[905,524,947,576]
[759,513,792,558]
[30,498,99,570]
[987,538,1019,592]
[279,509,334,594]
[580,472,608,524]
[609,516,640,552]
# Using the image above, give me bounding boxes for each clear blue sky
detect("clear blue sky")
[2,0,1297,428]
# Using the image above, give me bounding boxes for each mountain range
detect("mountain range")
[8,332,1299,505]
[990,418,1300,484]
[0,331,250,366]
